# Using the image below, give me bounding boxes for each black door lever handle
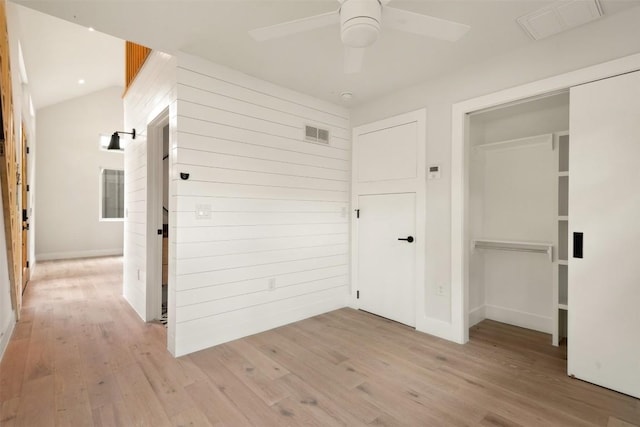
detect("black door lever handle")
[398,236,414,243]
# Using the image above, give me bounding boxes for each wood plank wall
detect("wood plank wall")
[125,41,151,93]
[0,0,21,319]
[122,51,177,329]
[172,54,351,356]
[122,51,350,357]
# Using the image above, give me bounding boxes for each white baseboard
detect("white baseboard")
[0,313,16,362]
[469,305,486,327]
[36,248,123,262]
[484,304,552,334]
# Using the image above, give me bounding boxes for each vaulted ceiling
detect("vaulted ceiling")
[12,0,640,109]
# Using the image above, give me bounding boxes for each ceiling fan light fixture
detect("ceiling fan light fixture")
[341,18,380,47]
[340,0,381,48]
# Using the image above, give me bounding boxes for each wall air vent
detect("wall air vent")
[517,0,603,41]
[304,124,330,145]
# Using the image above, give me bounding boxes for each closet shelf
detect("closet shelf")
[558,304,569,310]
[472,239,553,261]
[475,133,553,151]
[558,260,568,265]
[558,216,568,221]
[558,171,569,177]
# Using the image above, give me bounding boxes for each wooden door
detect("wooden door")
[21,125,29,291]
[357,192,416,326]
[568,70,640,398]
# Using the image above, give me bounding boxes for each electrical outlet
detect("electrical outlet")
[268,278,276,291]
[436,285,445,296]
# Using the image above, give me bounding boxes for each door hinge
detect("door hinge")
[26,146,30,154]
[356,290,360,299]
[26,261,29,268]
[355,209,360,219]
[26,184,29,192]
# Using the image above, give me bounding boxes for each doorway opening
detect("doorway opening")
[160,123,169,323]
[21,123,30,293]
[146,108,170,326]
[466,92,569,347]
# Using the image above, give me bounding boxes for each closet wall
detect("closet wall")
[469,93,569,333]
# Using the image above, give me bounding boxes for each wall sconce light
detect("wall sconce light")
[108,128,136,150]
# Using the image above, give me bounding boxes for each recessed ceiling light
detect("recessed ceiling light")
[340,91,354,101]
[88,27,95,32]
[78,79,85,85]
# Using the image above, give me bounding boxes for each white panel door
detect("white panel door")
[568,70,640,398]
[357,193,416,326]
[357,122,417,183]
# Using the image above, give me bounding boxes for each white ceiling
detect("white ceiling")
[13,4,124,110]
[12,0,640,108]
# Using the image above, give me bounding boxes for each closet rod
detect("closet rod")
[473,239,553,261]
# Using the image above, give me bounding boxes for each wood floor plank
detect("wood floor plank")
[183,379,251,427]
[188,349,293,426]
[0,256,638,427]
[14,374,55,427]
[113,360,172,426]
[0,397,19,427]
[207,343,292,406]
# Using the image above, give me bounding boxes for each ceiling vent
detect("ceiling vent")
[305,125,330,145]
[517,0,603,41]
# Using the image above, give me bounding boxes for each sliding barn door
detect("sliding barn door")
[568,70,640,398]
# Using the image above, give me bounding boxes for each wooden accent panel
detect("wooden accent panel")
[125,41,151,91]
[0,0,21,319]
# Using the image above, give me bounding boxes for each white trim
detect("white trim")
[484,304,552,334]
[36,248,123,261]
[469,305,485,327]
[351,108,427,331]
[451,52,640,344]
[0,314,16,361]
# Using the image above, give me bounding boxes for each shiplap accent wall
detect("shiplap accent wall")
[123,51,177,329]
[173,53,351,356]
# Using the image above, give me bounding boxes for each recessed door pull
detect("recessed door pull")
[398,236,414,243]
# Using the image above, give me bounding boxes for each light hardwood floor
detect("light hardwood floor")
[0,257,638,426]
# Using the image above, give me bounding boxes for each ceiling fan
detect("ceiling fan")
[249,0,470,74]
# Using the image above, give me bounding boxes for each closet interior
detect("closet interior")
[468,92,569,346]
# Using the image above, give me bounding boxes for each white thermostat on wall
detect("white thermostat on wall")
[428,164,441,180]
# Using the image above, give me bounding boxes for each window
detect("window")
[100,168,124,220]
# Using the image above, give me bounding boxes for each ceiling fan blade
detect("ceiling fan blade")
[344,46,366,74]
[249,10,340,42]
[382,7,470,42]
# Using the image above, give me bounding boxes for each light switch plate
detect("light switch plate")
[195,204,212,220]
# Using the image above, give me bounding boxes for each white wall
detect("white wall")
[122,51,177,328]
[351,6,640,331]
[171,53,350,356]
[0,186,14,359]
[35,86,124,261]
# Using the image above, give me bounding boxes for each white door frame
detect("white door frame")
[450,53,640,344]
[145,108,170,322]
[351,108,426,329]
